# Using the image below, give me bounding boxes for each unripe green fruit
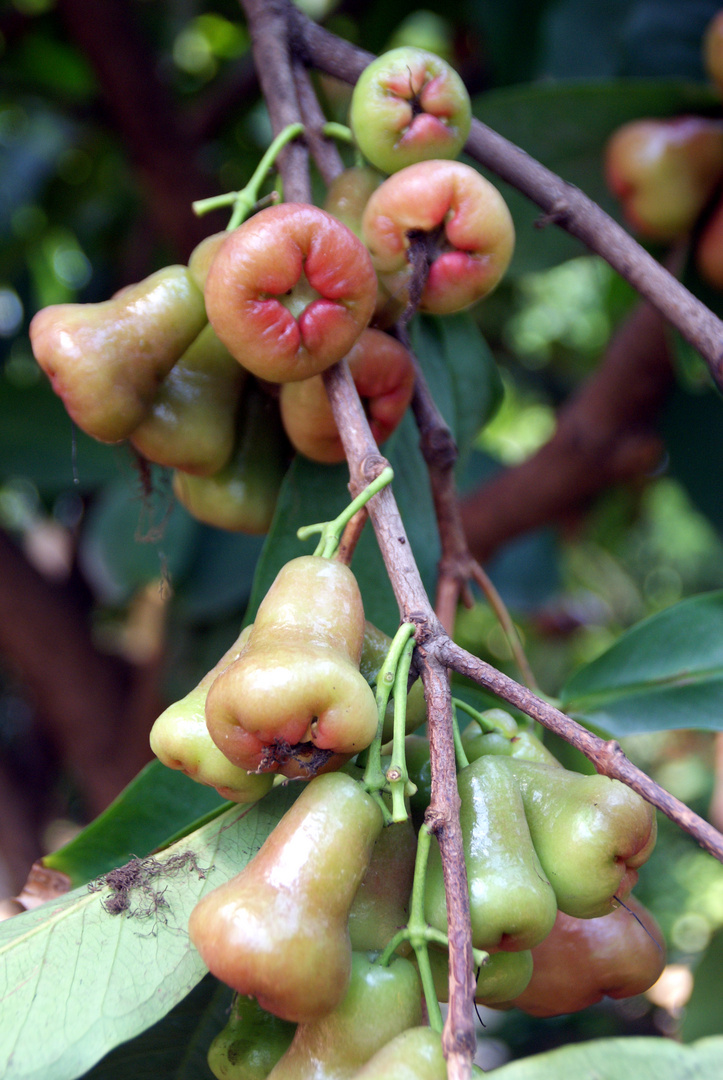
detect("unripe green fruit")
[323,166,382,239]
[350,47,471,174]
[207,996,295,1080]
[427,944,533,1005]
[172,381,287,534]
[188,773,383,1024]
[510,759,657,919]
[205,556,378,777]
[29,266,207,443]
[131,322,246,475]
[265,952,422,1079]
[424,755,558,951]
[351,1026,447,1080]
[348,818,416,954]
[149,625,274,804]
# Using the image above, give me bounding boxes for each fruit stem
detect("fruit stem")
[362,621,416,804]
[387,636,415,822]
[297,465,394,558]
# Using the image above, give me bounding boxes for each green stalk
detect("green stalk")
[297,466,394,558]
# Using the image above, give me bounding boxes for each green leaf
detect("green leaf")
[681,930,723,1042]
[487,1035,723,1078]
[84,975,231,1080]
[44,761,228,887]
[411,313,502,465]
[472,78,718,275]
[560,591,723,735]
[0,785,299,1080]
[246,413,438,636]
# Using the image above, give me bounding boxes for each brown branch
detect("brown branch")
[459,296,674,563]
[438,636,723,863]
[57,0,222,259]
[241,0,310,204]
[287,4,723,393]
[292,58,345,185]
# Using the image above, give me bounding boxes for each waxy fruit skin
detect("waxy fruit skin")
[348,818,417,954]
[279,328,415,463]
[341,1026,447,1080]
[362,160,515,314]
[350,47,471,175]
[131,322,246,476]
[605,117,723,241]
[510,759,657,919]
[265,951,422,1079]
[323,166,382,239]
[205,556,378,776]
[204,204,377,382]
[501,896,666,1017]
[206,995,295,1080]
[424,755,558,951]
[428,944,533,1006]
[172,382,286,534]
[29,265,207,443]
[188,773,383,1024]
[149,625,273,804]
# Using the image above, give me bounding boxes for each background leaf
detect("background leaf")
[0,785,298,1080]
[560,591,723,734]
[487,1035,723,1078]
[43,761,228,888]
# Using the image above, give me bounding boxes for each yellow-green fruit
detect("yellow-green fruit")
[266,952,422,1079]
[149,625,273,803]
[131,323,246,475]
[207,995,295,1080]
[173,382,287,534]
[29,266,207,442]
[427,944,533,1005]
[348,818,416,954]
[188,773,383,1023]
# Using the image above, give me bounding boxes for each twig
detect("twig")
[438,637,723,863]
[287,2,723,392]
[292,56,345,185]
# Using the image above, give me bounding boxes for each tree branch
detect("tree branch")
[287,3,723,393]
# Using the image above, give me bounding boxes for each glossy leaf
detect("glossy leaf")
[44,761,228,888]
[84,975,231,1080]
[0,785,298,1080]
[488,1035,723,1078]
[560,591,723,734]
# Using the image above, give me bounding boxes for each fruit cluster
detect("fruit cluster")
[604,10,723,287]
[27,43,665,1075]
[29,45,515,534]
[148,544,662,1076]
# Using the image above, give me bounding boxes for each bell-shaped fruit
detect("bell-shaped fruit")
[350,47,471,174]
[149,625,273,803]
[207,995,295,1080]
[427,945,533,1006]
[265,951,422,1078]
[173,381,287,534]
[188,773,383,1023]
[189,231,227,289]
[342,1026,447,1080]
[362,160,515,315]
[279,328,415,464]
[348,818,416,954]
[29,266,207,442]
[501,895,665,1017]
[510,759,657,918]
[205,556,379,777]
[424,755,558,951]
[204,204,377,382]
[131,323,246,475]
[605,117,723,241]
[462,713,562,768]
[360,621,427,743]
